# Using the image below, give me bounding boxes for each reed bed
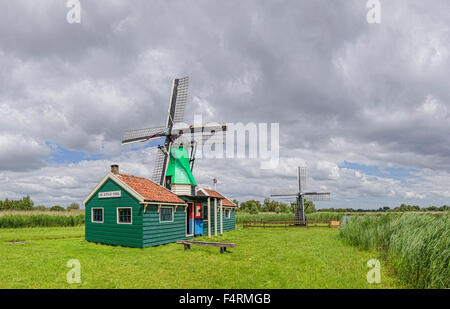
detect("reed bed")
[0,214,85,228]
[339,213,449,289]
[307,212,344,221]
[0,210,83,217]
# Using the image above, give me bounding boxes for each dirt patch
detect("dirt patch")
[7,241,27,245]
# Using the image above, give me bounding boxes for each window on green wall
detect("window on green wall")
[117,208,132,224]
[225,209,231,219]
[92,208,103,223]
[203,205,208,220]
[160,207,173,222]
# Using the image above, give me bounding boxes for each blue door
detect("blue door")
[194,219,203,235]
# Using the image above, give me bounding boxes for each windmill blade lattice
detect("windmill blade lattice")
[151,148,168,183]
[122,126,166,145]
[298,166,306,193]
[172,76,189,124]
[303,192,331,201]
[173,124,227,147]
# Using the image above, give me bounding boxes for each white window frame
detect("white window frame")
[91,207,104,223]
[159,206,174,223]
[117,207,133,225]
[225,208,231,219]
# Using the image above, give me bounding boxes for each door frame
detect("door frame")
[194,203,203,235]
[186,202,194,237]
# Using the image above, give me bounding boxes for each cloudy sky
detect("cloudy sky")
[1,0,449,209]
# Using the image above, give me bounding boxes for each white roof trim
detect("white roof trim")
[83,173,145,206]
[196,187,210,197]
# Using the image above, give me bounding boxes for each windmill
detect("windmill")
[122,76,227,195]
[271,166,330,225]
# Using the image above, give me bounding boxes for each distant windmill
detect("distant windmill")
[271,166,330,225]
[122,77,227,195]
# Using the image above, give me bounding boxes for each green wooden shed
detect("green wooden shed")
[83,165,236,248]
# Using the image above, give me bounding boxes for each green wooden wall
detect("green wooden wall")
[202,203,236,235]
[223,208,236,232]
[85,179,143,248]
[142,205,192,247]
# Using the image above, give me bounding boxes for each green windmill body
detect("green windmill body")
[165,146,197,186]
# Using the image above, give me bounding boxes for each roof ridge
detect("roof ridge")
[119,173,146,179]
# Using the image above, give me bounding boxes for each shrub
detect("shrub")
[67,203,80,210]
[49,205,65,211]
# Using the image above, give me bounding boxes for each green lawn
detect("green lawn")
[0,226,402,288]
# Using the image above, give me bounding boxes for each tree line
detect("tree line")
[317,204,449,213]
[232,199,449,214]
[0,196,80,211]
[233,198,316,214]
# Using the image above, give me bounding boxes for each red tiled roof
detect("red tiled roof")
[201,188,236,207]
[117,173,185,204]
[203,188,224,199]
[222,198,236,207]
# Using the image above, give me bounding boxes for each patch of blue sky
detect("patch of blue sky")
[339,161,420,183]
[46,142,106,164]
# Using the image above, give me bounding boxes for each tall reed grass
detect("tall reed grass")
[340,213,449,288]
[307,212,344,221]
[0,214,85,228]
[0,210,83,217]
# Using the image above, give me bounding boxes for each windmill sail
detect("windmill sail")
[122,126,166,145]
[172,76,189,124]
[303,192,331,201]
[151,147,168,184]
[173,124,227,147]
[298,166,306,193]
[167,76,189,128]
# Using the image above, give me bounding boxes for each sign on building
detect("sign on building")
[98,191,121,199]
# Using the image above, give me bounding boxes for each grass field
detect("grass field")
[0,225,402,289]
